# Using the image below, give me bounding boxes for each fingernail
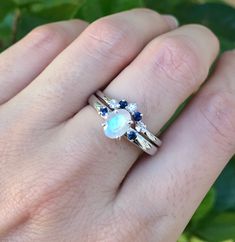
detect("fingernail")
[162,15,179,29]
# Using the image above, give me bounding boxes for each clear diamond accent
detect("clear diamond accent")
[136,121,147,132]
[109,99,119,109]
[126,103,137,113]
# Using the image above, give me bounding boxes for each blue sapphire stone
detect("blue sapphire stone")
[133,111,142,121]
[100,107,108,116]
[127,131,137,140]
[119,100,128,109]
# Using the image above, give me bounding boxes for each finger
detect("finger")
[104,24,219,132]
[119,50,235,241]
[62,24,219,190]
[10,9,178,125]
[0,20,88,104]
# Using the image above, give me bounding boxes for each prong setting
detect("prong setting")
[89,91,162,155]
[99,106,108,117]
[102,122,107,127]
[103,109,132,139]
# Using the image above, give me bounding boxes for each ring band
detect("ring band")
[88,91,162,155]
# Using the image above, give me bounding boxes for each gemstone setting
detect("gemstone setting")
[100,97,145,140]
[109,99,119,109]
[126,103,137,113]
[133,111,143,121]
[119,100,128,109]
[103,109,132,139]
[127,131,137,140]
[99,107,108,116]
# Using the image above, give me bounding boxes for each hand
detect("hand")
[0,9,234,242]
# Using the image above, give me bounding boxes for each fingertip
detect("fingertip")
[162,14,179,29]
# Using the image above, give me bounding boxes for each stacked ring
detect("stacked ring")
[88,91,162,155]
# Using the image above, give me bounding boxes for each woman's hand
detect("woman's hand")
[0,9,234,242]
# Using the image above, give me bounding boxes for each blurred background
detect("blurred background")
[0,0,235,241]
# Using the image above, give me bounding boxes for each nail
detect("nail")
[162,14,179,29]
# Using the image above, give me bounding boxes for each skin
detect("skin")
[0,8,234,242]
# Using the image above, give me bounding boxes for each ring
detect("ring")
[96,91,162,147]
[88,91,162,155]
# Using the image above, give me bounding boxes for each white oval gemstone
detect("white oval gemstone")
[104,109,132,139]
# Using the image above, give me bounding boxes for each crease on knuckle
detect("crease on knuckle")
[198,91,235,149]
[83,18,133,60]
[151,36,205,97]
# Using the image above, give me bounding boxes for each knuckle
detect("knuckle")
[151,36,205,95]
[199,90,235,149]
[26,24,68,50]
[84,17,133,59]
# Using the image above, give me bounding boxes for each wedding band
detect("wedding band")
[88,91,162,155]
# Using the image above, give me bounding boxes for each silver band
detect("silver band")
[88,94,158,155]
[96,91,162,147]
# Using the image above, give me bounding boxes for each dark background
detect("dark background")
[0,0,235,241]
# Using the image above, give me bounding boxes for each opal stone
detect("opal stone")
[104,109,131,139]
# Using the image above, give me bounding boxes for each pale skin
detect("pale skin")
[0,8,235,242]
